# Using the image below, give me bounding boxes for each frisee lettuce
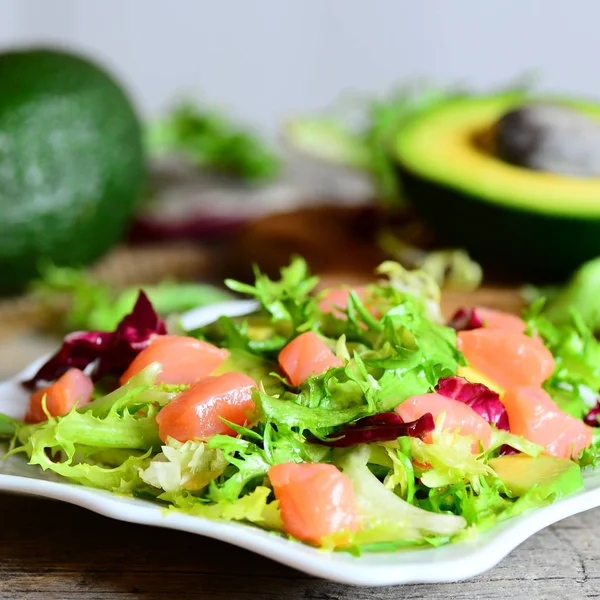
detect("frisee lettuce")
[409,425,494,492]
[338,445,467,545]
[140,438,228,493]
[165,485,283,531]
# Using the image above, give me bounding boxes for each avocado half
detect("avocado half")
[392,93,600,278]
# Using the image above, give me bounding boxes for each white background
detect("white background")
[0,0,598,137]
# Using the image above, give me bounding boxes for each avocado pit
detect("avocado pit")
[494,103,600,178]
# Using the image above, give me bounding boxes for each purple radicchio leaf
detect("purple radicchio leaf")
[584,401,600,427]
[447,307,484,331]
[436,376,509,431]
[314,412,435,447]
[22,291,166,390]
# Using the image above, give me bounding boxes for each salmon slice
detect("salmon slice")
[476,307,527,333]
[319,286,368,320]
[458,329,554,390]
[26,368,93,423]
[268,462,359,546]
[278,331,343,386]
[501,386,593,459]
[156,372,257,443]
[120,335,229,386]
[395,392,493,452]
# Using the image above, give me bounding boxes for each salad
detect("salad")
[1,257,599,553]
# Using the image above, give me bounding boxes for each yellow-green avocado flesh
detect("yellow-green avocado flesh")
[489,454,583,499]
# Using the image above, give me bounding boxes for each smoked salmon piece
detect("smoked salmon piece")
[476,307,527,334]
[319,287,368,320]
[156,372,257,443]
[268,462,359,545]
[120,335,229,386]
[395,392,493,452]
[26,368,93,423]
[278,331,343,386]
[501,386,593,459]
[458,329,554,390]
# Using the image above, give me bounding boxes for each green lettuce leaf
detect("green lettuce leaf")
[139,438,228,493]
[535,257,600,333]
[225,256,319,334]
[166,485,283,530]
[409,426,494,492]
[16,408,160,453]
[0,414,18,440]
[12,416,151,492]
[30,263,233,332]
[338,445,467,546]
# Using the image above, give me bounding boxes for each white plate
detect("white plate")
[2,300,600,586]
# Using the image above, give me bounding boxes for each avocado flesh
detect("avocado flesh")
[394,93,600,216]
[392,93,600,278]
[489,454,583,498]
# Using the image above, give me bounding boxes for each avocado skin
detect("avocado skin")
[0,49,145,293]
[397,165,600,280]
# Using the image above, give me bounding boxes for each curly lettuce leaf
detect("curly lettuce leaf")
[16,408,161,454]
[251,294,459,439]
[409,425,494,492]
[7,371,176,490]
[338,445,467,546]
[167,485,283,530]
[374,261,443,323]
[205,419,329,504]
[577,429,600,467]
[81,363,180,418]
[140,438,228,493]
[225,256,319,333]
[11,414,152,492]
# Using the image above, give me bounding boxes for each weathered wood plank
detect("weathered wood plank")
[0,494,599,599]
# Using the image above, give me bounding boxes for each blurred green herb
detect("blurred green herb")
[377,229,483,292]
[148,102,280,182]
[284,74,539,206]
[30,264,233,332]
[524,256,600,334]
[284,83,465,206]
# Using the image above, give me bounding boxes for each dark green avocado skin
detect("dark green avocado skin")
[0,49,145,293]
[397,166,600,280]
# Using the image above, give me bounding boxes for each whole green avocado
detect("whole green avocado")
[0,48,145,293]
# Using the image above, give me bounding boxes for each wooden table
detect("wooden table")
[2,206,600,599]
[0,493,598,599]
